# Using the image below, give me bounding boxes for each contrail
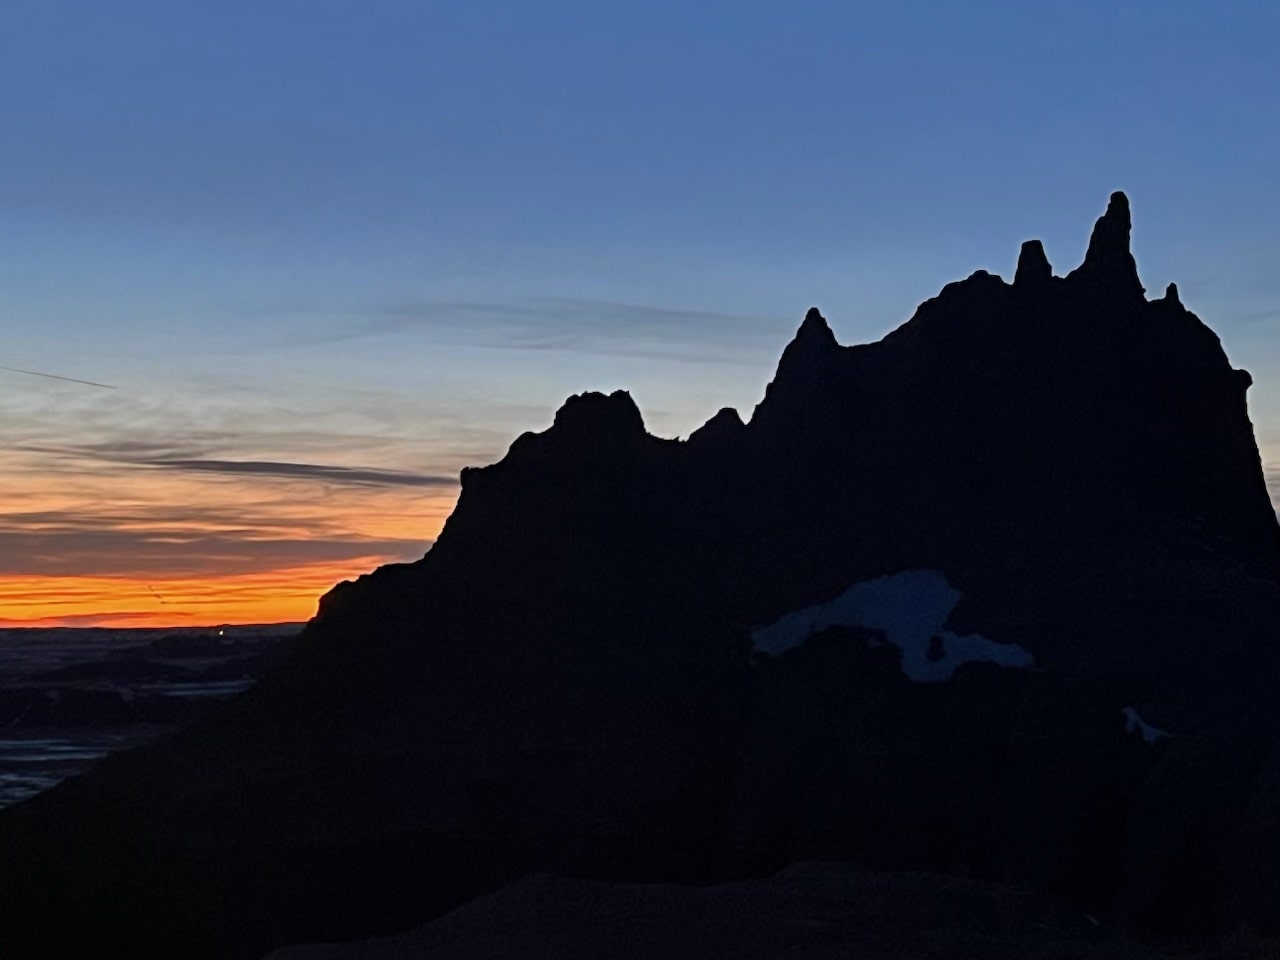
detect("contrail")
[0,365,117,390]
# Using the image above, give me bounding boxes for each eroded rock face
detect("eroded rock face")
[2,195,1278,959]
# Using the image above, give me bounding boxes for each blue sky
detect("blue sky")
[1,1,1278,622]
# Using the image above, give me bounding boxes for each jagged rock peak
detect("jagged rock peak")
[688,406,745,446]
[1072,190,1145,296]
[1164,282,1181,305]
[704,405,744,429]
[551,389,646,439]
[1091,191,1132,252]
[797,307,836,343]
[1014,239,1053,287]
[781,307,840,362]
[753,308,842,428]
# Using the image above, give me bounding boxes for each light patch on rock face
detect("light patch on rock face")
[1122,707,1170,744]
[751,569,1034,683]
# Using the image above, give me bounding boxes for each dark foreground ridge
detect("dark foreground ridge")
[3,194,1280,959]
[266,865,1173,960]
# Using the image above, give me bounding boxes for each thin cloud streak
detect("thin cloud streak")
[0,528,428,577]
[20,443,457,489]
[133,458,456,488]
[0,612,196,627]
[0,365,117,389]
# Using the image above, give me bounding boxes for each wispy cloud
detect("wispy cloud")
[279,296,789,365]
[136,458,454,487]
[0,527,427,578]
[0,420,456,622]
[20,443,457,489]
[0,611,196,627]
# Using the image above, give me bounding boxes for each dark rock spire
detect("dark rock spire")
[1014,240,1053,287]
[1069,191,1145,297]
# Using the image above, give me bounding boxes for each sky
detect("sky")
[1,1,1278,626]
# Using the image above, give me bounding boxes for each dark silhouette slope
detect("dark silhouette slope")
[268,865,1168,960]
[2,194,1279,958]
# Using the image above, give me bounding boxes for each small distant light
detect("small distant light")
[218,629,225,636]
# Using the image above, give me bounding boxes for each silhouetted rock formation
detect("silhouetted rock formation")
[1014,238,1052,287]
[2,194,1279,960]
[1068,190,1145,297]
[267,865,1169,960]
[686,405,744,447]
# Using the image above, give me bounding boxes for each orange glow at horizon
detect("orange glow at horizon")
[0,458,461,628]
[0,556,413,628]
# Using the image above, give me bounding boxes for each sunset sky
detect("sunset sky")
[3,1,1279,626]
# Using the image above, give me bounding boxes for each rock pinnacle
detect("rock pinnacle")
[1071,191,1145,297]
[1014,240,1053,287]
